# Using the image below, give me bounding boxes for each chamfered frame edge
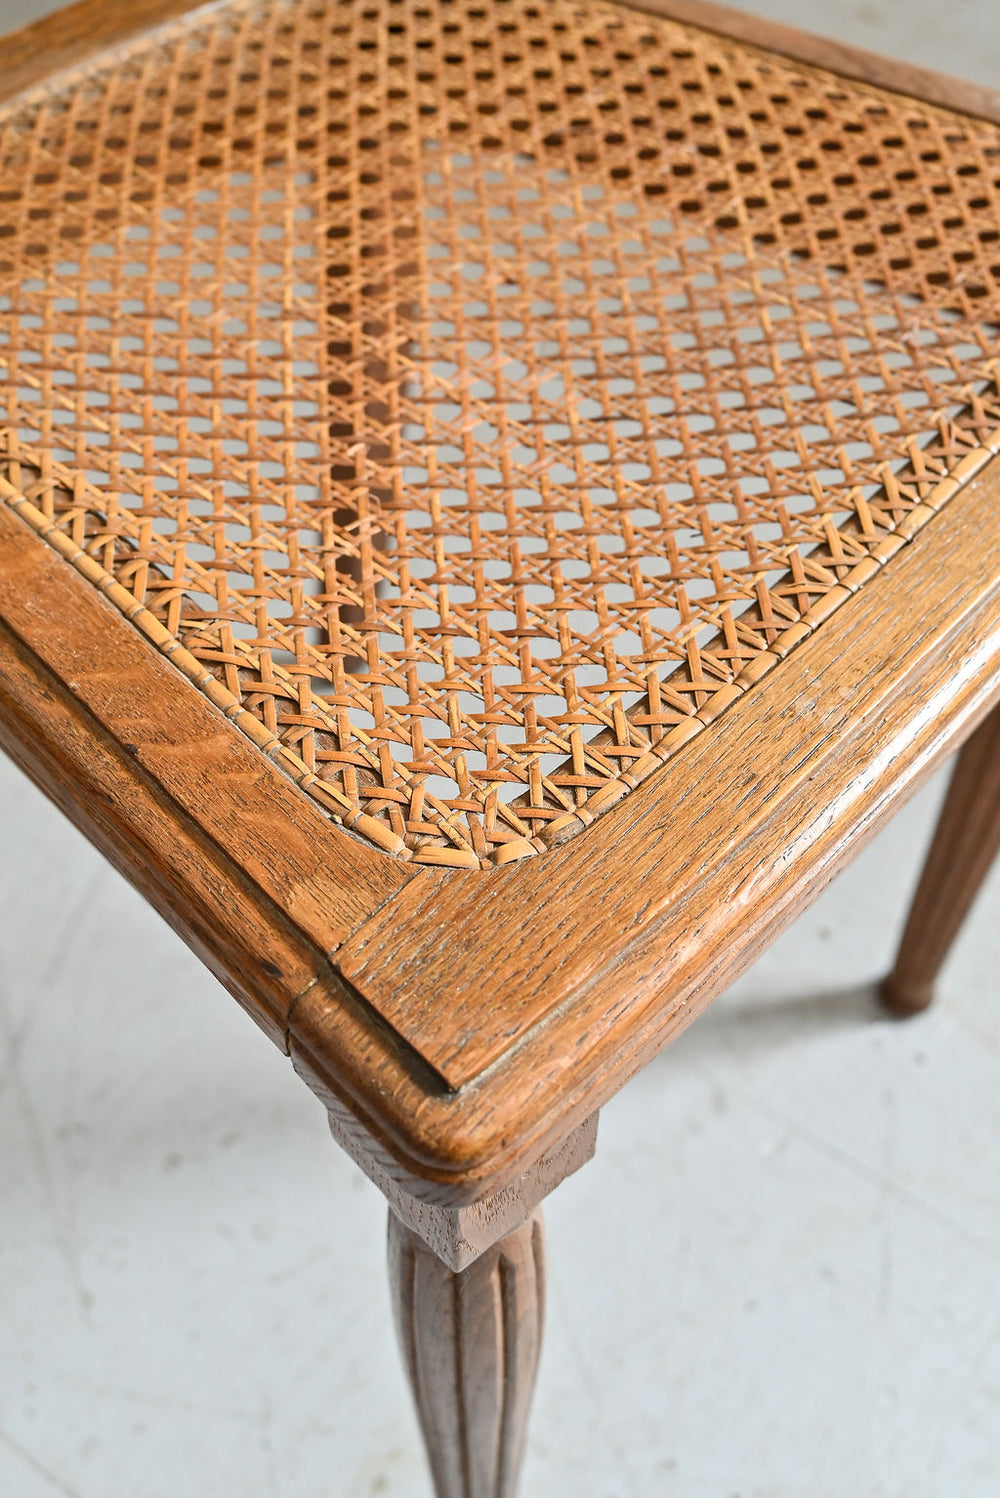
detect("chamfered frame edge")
[321,454,1000,1189]
[2,347,1000,1207]
[2,0,1000,1199]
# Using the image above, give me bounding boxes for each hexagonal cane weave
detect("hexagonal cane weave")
[2,0,1000,864]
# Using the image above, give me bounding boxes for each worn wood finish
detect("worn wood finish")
[618,0,1000,125]
[3,0,1000,138]
[7,0,1000,869]
[8,452,1000,1202]
[882,701,1000,1017]
[338,456,1000,1089]
[0,617,302,1048]
[0,506,413,953]
[389,1210,545,1498]
[3,4,1000,1490]
[0,0,998,1198]
[4,0,1000,133]
[0,0,213,106]
[332,1107,596,1270]
[295,461,1000,1194]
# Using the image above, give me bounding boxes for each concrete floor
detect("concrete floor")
[2,0,1000,1495]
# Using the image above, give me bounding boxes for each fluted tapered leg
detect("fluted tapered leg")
[882,699,1000,1016]
[388,1209,545,1498]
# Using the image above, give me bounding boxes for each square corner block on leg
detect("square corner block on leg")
[326,1105,598,1270]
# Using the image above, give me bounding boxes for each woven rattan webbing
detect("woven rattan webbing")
[2,0,1000,865]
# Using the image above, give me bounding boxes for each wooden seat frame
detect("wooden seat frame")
[2,1,1000,1491]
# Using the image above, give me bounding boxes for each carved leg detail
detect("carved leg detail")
[882,699,1000,1016]
[388,1209,545,1498]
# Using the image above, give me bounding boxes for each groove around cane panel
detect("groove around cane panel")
[2,0,1000,866]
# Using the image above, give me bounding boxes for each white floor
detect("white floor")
[3,0,1000,1495]
[5,741,1000,1498]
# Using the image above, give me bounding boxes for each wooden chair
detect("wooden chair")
[2,0,1000,1490]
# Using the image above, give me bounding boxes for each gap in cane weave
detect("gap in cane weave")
[2,0,1000,865]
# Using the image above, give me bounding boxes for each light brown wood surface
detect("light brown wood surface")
[331,454,1000,1116]
[1,0,1000,1206]
[619,0,1000,125]
[389,1210,545,1498]
[0,507,412,954]
[4,4,1000,1493]
[6,0,1000,127]
[329,1106,597,1270]
[883,700,1000,1016]
[4,445,1000,1198]
[0,0,219,105]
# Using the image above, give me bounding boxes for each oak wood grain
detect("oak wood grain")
[4,364,1000,1200]
[882,700,1000,1016]
[616,0,1000,126]
[2,0,1000,1205]
[330,1107,596,1270]
[0,0,213,106]
[0,617,308,1048]
[389,1209,545,1498]
[0,506,413,955]
[337,461,1000,1088]
[5,0,999,133]
[283,459,1000,1196]
[0,607,470,1200]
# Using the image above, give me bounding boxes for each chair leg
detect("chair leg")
[388,1209,545,1498]
[881,699,1000,1016]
